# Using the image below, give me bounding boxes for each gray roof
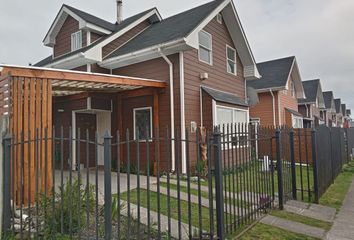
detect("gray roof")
[247,56,295,90]
[334,99,342,114]
[323,91,334,109]
[286,108,303,117]
[298,79,320,104]
[202,86,249,107]
[341,104,346,115]
[106,0,224,58]
[35,7,156,67]
[64,4,117,31]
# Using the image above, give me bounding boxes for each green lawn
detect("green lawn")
[120,189,236,233]
[319,160,354,211]
[269,210,332,231]
[239,223,319,240]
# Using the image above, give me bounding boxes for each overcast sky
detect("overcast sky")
[1,0,353,109]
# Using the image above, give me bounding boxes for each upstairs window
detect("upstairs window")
[290,82,296,98]
[226,45,237,75]
[134,107,152,141]
[71,31,82,51]
[199,31,212,65]
[217,13,223,24]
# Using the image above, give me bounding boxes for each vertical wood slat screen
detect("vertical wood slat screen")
[0,74,10,116]
[10,76,52,205]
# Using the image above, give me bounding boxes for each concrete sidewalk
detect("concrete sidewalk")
[326,180,354,240]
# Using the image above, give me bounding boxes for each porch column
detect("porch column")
[153,90,160,130]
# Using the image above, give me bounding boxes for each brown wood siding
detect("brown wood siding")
[91,32,103,43]
[113,55,180,171]
[54,16,86,58]
[102,20,151,58]
[91,64,110,74]
[250,92,276,126]
[250,78,299,127]
[183,17,246,165]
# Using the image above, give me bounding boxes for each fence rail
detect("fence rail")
[2,124,353,239]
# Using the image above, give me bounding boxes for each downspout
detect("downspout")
[278,92,282,126]
[270,90,276,127]
[179,52,186,174]
[158,48,176,172]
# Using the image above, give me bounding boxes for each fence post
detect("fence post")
[103,131,112,240]
[289,129,297,200]
[311,129,320,204]
[2,133,11,232]
[213,128,225,240]
[275,129,284,210]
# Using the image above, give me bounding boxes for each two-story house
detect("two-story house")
[33,0,260,173]
[247,56,305,128]
[334,99,343,127]
[322,91,336,127]
[298,79,325,128]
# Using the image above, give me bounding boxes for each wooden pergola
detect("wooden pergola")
[0,65,166,205]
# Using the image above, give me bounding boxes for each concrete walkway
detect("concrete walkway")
[260,215,327,239]
[284,200,336,223]
[326,180,354,240]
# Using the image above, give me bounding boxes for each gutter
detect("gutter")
[101,38,186,67]
[270,90,276,127]
[158,48,176,172]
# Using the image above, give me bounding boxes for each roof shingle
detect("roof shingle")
[298,79,320,104]
[247,56,295,90]
[106,0,224,58]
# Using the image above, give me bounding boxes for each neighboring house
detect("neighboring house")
[342,104,350,128]
[33,0,260,173]
[322,91,336,127]
[247,56,305,128]
[334,99,343,127]
[298,79,325,128]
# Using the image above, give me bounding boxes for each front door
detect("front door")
[76,113,97,168]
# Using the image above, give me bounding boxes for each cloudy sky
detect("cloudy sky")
[1,0,353,109]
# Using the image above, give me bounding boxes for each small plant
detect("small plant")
[38,178,95,238]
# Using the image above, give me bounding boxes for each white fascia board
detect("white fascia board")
[99,39,187,69]
[43,53,97,69]
[185,0,260,79]
[185,0,231,49]
[85,9,160,58]
[44,6,112,46]
[84,23,111,35]
[286,58,306,99]
[255,87,285,93]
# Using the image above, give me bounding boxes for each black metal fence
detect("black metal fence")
[2,124,277,239]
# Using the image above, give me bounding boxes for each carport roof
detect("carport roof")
[0,65,166,96]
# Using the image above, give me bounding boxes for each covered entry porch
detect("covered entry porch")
[0,65,166,205]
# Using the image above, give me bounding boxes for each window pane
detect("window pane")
[234,110,247,124]
[227,47,235,61]
[199,31,211,49]
[217,107,233,127]
[227,60,235,74]
[199,47,211,63]
[135,109,151,140]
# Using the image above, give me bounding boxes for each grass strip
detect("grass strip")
[320,161,354,211]
[239,223,319,240]
[269,210,332,230]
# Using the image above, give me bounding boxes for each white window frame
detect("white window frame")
[226,45,237,76]
[133,106,153,141]
[198,30,213,65]
[213,104,249,149]
[292,115,303,129]
[71,30,82,51]
[217,13,223,24]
